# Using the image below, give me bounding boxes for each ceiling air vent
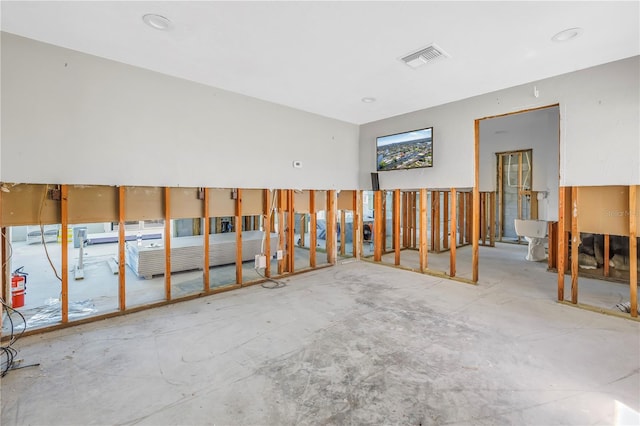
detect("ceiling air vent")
[401,44,449,69]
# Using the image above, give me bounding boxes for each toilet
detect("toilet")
[514,219,548,261]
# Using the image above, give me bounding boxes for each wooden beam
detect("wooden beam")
[458,192,465,246]
[466,192,472,245]
[517,152,523,222]
[629,185,637,317]
[353,190,360,259]
[450,188,457,277]
[118,186,126,310]
[287,190,295,272]
[1,227,6,305]
[264,189,272,277]
[235,188,243,284]
[547,221,556,270]
[497,154,503,241]
[164,187,172,300]
[326,190,336,265]
[278,190,286,275]
[419,189,428,272]
[381,192,387,252]
[570,186,578,304]
[489,191,496,247]
[310,190,317,268]
[412,192,418,248]
[557,186,566,301]
[603,234,610,277]
[479,193,486,245]
[300,215,306,249]
[443,191,449,250]
[61,185,69,323]
[472,120,480,283]
[374,191,383,262]
[433,191,440,252]
[394,189,401,265]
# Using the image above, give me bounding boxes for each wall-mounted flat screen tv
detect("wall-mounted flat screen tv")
[376,127,433,171]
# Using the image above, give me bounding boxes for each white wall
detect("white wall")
[359,56,640,190]
[1,33,359,189]
[479,106,559,220]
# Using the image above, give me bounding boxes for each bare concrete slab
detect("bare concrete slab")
[1,260,639,425]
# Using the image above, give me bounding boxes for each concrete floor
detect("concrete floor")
[2,244,639,425]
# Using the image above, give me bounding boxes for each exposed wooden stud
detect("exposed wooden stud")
[570,186,578,304]
[517,152,523,222]
[489,191,496,247]
[287,190,295,272]
[340,209,346,256]
[603,234,610,277]
[557,186,566,301]
[458,192,465,245]
[479,193,486,245]
[61,184,69,322]
[326,190,337,265]
[472,120,480,283]
[381,192,387,252]
[433,191,440,252]
[419,189,428,272]
[264,189,272,277]
[310,190,317,268]
[497,154,503,241]
[466,192,472,244]
[443,192,449,250]
[1,227,6,304]
[412,192,418,248]
[278,190,286,275]
[164,187,172,300]
[629,185,637,317]
[394,189,400,265]
[352,190,360,259]
[118,186,126,310]
[374,191,383,262]
[450,188,457,277]
[547,221,556,270]
[235,188,243,284]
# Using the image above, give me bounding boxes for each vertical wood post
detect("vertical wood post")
[263,189,272,277]
[353,190,360,259]
[479,193,486,245]
[340,210,346,256]
[419,188,428,272]
[394,189,400,265]
[466,192,472,244]
[235,188,243,284]
[557,187,566,301]
[326,190,336,265]
[374,191,383,262]
[61,185,69,323]
[450,188,457,277]
[458,192,465,246]
[287,190,295,272]
[278,190,286,275]
[443,191,449,250]
[310,190,317,268]
[629,185,637,317]
[118,186,126,309]
[489,191,496,247]
[570,187,578,304]
[472,120,480,283]
[432,191,440,252]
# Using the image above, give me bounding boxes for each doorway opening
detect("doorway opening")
[496,149,535,242]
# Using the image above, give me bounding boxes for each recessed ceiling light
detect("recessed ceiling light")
[551,27,583,42]
[361,97,376,103]
[142,14,172,31]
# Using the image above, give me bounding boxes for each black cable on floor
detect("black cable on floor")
[0,297,27,377]
[255,268,287,289]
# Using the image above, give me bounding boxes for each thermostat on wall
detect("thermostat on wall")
[292,160,302,168]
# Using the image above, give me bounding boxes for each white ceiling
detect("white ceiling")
[2,1,638,125]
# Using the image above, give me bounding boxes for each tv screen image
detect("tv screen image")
[376,127,433,171]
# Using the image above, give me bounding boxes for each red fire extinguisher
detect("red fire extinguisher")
[11,266,27,308]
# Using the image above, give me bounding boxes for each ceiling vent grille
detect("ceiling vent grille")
[401,44,449,69]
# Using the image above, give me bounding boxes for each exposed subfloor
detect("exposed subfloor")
[1,244,639,425]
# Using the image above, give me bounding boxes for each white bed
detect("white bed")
[125,230,278,279]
